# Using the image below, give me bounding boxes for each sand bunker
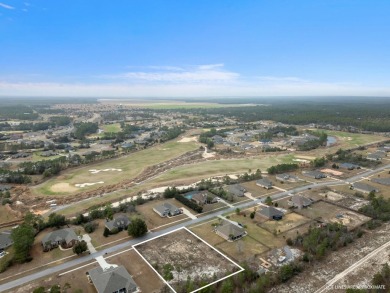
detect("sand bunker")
[51,182,78,193]
[75,181,104,188]
[203,151,216,158]
[178,136,198,143]
[89,168,122,174]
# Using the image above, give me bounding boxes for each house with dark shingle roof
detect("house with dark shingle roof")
[275,173,299,182]
[215,219,246,241]
[256,178,273,189]
[87,265,138,293]
[225,184,246,197]
[153,202,182,217]
[105,215,131,232]
[41,228,78,252]
[288,195,312,209]
[302,170,326,179]
[0,232,13,252]
[371,178,390,186]
[367,151,386,161]
[352,182,379,194]
[258,206,284,220]
[339,163,360,170]
[191,191,217,205]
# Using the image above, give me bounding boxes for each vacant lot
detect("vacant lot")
[259,213,312,235]
[135,228,240,292]
[297,201,371,230]
[216,236,269,262]
[0,206,20,223]
[33,140,198,196]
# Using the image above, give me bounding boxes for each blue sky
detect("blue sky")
[1,0,390,97]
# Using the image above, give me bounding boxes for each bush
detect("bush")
[83,222,98,233]
[103,227,110,237]
[127,218,148,237]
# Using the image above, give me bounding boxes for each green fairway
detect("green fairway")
[33,140,198,196]
[324,130,386,147]
[153,154,295,183]
[102,123,122,133]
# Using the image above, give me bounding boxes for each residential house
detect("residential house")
[352,182,379,194]
[153,202,182,217]
[367,151,386,161]
[256,178,273,189]
[215,219,246,241]
[371,178,390,186]
[40,150,58,157]
[87,265,138,293]
[212,135,225,144]
[339,163,360,170]
[302,170,326,179]
[225,184,246,197]
[258,206,284,220]
[41,228,79,252]
[191,191,217,205]
[105,215,131,232]
[288,195,312,209]
[0,232,13,252]
[275,173,299,182]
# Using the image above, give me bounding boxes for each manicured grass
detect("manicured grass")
[33,140,198,196]
[324,130,387,148]
[153,154,295,184]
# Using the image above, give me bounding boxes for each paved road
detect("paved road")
[1,164,389,292]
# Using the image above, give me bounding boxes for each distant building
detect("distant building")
[225,184,246,197]
[275,173,299,182]
[105,215,131,232]
[371,178,390,186]
[339,163,360,170]
[352,182,379,194]
[302,170,326,179]
[367,151,386,161]
[258,206,284,220]
[153,202,182,217]
[41,228,78,252]
[256,178,273,189]
[288,195,312,209]
[87,265,138,293]
[215,219,246,241]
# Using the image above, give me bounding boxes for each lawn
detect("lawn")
[153,154,295,184]
[241,180,280,198]
[259,213,312,235]
[33,140,198,196]
[216,236,269,262]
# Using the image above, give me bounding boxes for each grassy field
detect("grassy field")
[216,236,269,262]
[33,140,198,196]
[153,154,295,184]
[324,130,387,148]
[102,123,121,133]
[259,212,311,235]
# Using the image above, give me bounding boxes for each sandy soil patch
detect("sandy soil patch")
[51,183,78,193]
[88,168,122,174]
[203,151,216,158]
[75,181,104,188]
[178,136,198,143]
[321,169,344,176]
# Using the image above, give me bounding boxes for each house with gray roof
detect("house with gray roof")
[258,206,284,220]
[105,215,130,232]
[275,173,299,182]
[87,265,138,293]
[256,178,273,189]
[225,184,246,197]
[367,151,386,161]
[352,182,379,194]
[0,232,13,251]
[288,195,312,209]
[371,178,390,186]
[339,163,360,170]
[302,170,326,179]
[0,185,11,192]
[215,219,246,241]
[153,202,182,217]
[41,228,78,252]
[191,191,217,205]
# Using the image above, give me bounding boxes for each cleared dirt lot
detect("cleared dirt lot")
[135,228,240,292]
[259,212,312,235]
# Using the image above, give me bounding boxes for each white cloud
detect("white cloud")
[103,64,239,83]
[0,2,14,9]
